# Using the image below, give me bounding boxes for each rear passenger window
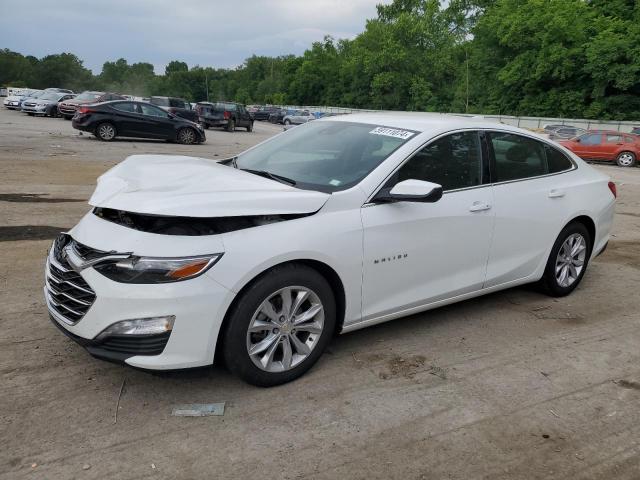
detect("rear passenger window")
[578,133,602,145]
[489,133,546,182]
[395,131,482,191]
[545,144,573,173]
[113,102,137,113]
[606,134,622,143]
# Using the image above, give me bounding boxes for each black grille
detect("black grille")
[99,332,171,356]
[46,235,96,324]
[72,240,108,260]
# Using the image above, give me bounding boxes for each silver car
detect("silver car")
[283,109,316,125]
[21,92,75,117]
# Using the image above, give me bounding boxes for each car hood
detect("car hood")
[89,154,330,217]
[28,98,57,105]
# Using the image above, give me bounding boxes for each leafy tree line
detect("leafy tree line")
[2,0,640,120]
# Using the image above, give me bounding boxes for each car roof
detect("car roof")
[321,112,535,136]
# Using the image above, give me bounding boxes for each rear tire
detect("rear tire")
[177,127,197,145]
[95,122,116,141]
[226,119,235,132]
[222,264,336,387]
[616,151,636,167]
[539,222,591,297]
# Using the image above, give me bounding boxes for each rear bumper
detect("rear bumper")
[72,116,93,132]
[199,117,228,127]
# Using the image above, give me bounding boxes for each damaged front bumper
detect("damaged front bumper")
[45,213,236,370]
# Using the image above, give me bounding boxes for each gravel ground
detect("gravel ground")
[1,108,639,480]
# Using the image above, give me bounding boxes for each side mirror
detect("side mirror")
[374,179,443,203]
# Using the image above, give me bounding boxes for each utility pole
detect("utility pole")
[465,47,469,113]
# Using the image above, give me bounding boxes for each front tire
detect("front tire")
[540,222,591,297]
[177,127,197,145]
[616,151,636,167]
[222,264,336,387]
[95,122,116,141]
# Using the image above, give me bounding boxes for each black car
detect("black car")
[253,105,280,121]
[195,101,253,132]
[71,100,206,144]
[268,108,290,124]
[548,126,586,140]
[149,96,198,123]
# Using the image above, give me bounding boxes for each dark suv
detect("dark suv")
[268,108,290,124]
[195,102,254,132]
[150,96,198,123]
[253,105,280,121]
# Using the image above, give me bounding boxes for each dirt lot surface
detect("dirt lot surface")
[1,108,639,480]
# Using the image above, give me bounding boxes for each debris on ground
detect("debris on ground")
[171,403,225,417]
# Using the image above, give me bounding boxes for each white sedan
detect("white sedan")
[45,114,615,386]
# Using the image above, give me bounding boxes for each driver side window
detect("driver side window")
[393,131,483,191]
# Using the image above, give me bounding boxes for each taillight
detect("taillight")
[77,106,93,114]
[223,111,230,119]
[608,181,617,198]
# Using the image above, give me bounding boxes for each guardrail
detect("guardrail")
[278,105,640,133]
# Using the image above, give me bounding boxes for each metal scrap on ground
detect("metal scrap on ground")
[171,403,226,417]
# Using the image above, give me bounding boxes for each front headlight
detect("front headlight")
[94,254,222,284]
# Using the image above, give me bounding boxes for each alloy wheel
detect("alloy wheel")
[246,286,324,373]
[555,233,587,288]
[178,128,195,144]
[98,123,115,140]
[617,152,635,167]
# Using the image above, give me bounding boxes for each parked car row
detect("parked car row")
[3,89,207,144]
[3,87,75,115]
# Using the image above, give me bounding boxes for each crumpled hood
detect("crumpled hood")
[89,154,330,217]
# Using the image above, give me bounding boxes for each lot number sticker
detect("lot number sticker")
[370,127,416,140]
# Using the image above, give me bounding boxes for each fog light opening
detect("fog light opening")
[96,315,175,340]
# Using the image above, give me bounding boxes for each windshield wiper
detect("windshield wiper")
[239,168,297,186]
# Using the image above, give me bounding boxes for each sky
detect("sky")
[0,0,390,74]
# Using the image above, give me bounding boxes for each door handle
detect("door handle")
[548,189,566,198]
[469,202,492,212]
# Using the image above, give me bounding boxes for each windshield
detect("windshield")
[235,121,418,192]
[76,92,101,101]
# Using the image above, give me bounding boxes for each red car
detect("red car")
[559,130,638,167]
[58,91,126,120]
